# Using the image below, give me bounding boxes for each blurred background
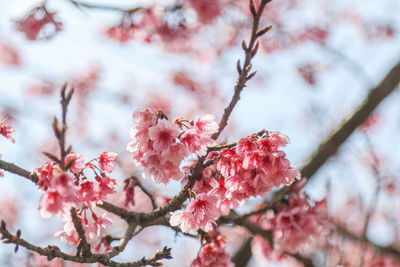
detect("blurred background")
[1,0,400,266]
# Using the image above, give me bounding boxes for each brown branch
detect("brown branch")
[232,58,400,266]
[70,208,91,257]
[130,176,157,209]
[211,0,272,140]
[335,223,400,259]
[0,159,38,183]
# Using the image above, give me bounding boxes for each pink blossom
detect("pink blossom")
[96,174,117,200]
[16,7,62,40]
[191,231,233,267]
[0,154,3,177]
[97,152,118,173]
[132,108,157,130]
[76,180,99,206]
[0,196,19,228]
[170,210,197,233]
[0,118,15,143]
[65,152,84,174]
[0,43,21,66]
[187,0,222,24]
[148,120,180,152]
[106,15,136,43]
[170,194,219,233]
[39,190,65,218]
[51,172,75,196]
[180,128,215,156]
[34,162,58,190]
[272,193,329,253]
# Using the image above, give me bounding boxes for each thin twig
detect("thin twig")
[70,208,91,257]
[211,0,272,140]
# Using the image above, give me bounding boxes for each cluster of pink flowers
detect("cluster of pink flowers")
[34,151,117,247]
[16,6,62,40]
[251,193,328,256]
[191,231,233,267]
[127,108,217,184]
[185,0,223,24]
[0,118,15,143]
[170,193,219,233]
[215,131,300,201]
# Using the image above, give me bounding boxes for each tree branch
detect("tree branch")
[232,59,400,266]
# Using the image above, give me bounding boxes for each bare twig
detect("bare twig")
[211,0,272,140]
[68,0,142,13]
[0,159,38,183]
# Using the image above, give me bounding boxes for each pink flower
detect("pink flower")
[51,172,74,196]
[148,120,180,152]
[39,190,65,218]
[194,114,218,135]
[76,180,99,207]
[191,231,233,267]
[0,118,15,143]
[0,43,21,66]
[16,7,62,41]
[170,210,197,233]
[96,174,116,200]
[132,108,157,130]
[187,0,222,24]
[65,152,84,174]
[180,128,215,156]
[34,162,57,190]
[170,194,219,233]
[106,15,136,43]
[98,152,118,173]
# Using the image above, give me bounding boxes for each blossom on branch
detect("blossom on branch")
[0,118,15,143]
[16,6,62,40]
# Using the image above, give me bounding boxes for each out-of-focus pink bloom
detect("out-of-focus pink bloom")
[39,190,66,218]
[132,108,157,130]
[180,128,215,156]
[170,193,219,233]
[71,65,101,94]
[148,120,180,152]
[0,43,21,66]
[187,0,222,24]
[65,152,84,174]
[27,79,56,95]
[0,118,15,143]
[123,177,136,208]
[16,7,62,40]
[106,15,136,43]
[51,172,75,195]
[0,196,19,228]
[191,231,233,267]
[273,193,329,253]
[97,152,118,173]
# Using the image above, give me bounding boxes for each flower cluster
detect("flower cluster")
[0,118,15,143]
[215,131,300,201]
[127,108,217,184]
[16,6,62,41]
[170,193,219,233]
[34,151,117,247]
[251,193,328,255]
[191,231,233,267]
[185,0,223,24]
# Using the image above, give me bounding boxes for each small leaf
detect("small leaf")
[249,0,257,17]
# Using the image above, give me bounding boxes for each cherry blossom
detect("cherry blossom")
[148,120,180,152]
[170,193,219,233]
[191,231,233,267]
[65,152,84,174]
[16,6,62,41]
[0,43,21,66]
[0,118,15,143]
[97,152,118,173]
